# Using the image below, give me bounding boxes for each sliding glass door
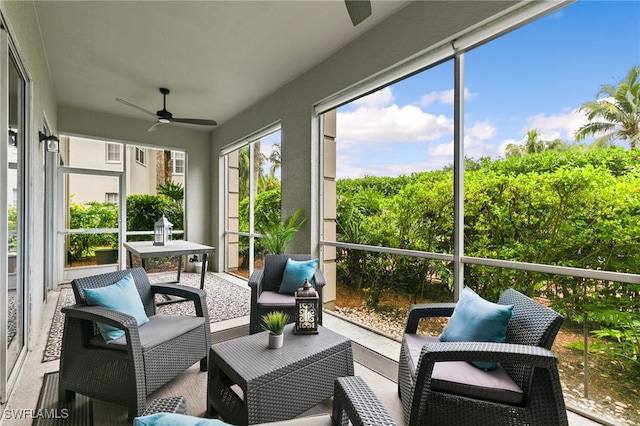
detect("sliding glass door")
[1,22,28,401]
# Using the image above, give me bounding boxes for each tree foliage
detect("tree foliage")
[257,208,306,254]
[575,65,640,149]
[505,129,569,158]
[126,194,183,241]
[68,200,119,260]
[157,181,184,206]
[336,148,640,366]
[67,194,185,260]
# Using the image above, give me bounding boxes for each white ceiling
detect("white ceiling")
[34,0,411,130]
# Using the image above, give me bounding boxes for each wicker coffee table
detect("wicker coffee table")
[207,323,354,425]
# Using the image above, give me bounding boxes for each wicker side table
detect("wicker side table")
[207,324,354,425]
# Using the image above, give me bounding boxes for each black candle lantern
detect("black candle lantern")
[294,279,319,334]
[153,215,173,246]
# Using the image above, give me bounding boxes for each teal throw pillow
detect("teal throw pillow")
[439,287,513,370]
[278,258,319,295]
[83,272,150,344]
[134,413,230,426]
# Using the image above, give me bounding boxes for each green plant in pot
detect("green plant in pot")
[261,311,290,349]
[257,208,306,255]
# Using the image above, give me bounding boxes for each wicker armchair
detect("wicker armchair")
[248,254,325,334]
[398,288,567,426]
[58,267,211,421]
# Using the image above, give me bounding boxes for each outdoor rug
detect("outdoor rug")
[43,272,250,362]
[34,372,93,426]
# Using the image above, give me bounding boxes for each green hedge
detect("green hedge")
[67,194,184,260]
[334,148,640,367]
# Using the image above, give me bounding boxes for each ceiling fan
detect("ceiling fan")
[344,0,372,26]
[116,88,218,132]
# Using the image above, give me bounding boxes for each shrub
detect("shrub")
[126,194,183,241]
[335,149,640,364]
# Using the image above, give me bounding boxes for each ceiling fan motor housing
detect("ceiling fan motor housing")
[156,109,173,120]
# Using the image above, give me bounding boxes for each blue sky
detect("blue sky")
[335,0,640,179]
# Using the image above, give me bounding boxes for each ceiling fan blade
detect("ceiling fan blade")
[171,118,218,126]
[345,0,371,26]
[147,121,165,132]
[116,98,159,119]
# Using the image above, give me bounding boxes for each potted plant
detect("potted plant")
[189,255,205,273]
[261,311,289,349]
[257,209,306,255]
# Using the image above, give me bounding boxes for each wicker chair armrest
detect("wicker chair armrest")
[150,284,209,318]
[418,341,558,371]
[248,268,264,293]
[332,376,397,426]
[313,269,326,290]
[62,303,139,331]
[404,303,456,333]
[151,283,205,299]
[61,304,143,351]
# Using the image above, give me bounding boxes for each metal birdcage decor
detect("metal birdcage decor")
[153,215,173,246]
[294,279,319,335]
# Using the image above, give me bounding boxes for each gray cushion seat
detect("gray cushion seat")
[257,290,298,308]
[90,315,206,352]
[403,334,523,404]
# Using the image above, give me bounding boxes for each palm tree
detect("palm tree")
[505,130,568,158]
[267,143,281,178]
[575,65,640,149]
[238,142,265,200]
[524,129,545,155]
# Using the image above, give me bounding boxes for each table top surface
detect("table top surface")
[210,324,351,381]
[124,240,215,257]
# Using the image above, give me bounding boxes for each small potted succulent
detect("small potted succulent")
[261,311,289,349]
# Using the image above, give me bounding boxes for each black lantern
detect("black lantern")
[294,279,319,334]
[153,215,173,246]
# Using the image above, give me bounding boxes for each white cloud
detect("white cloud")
[336,149,452,179]
[427,131,502,161]
[338,102,453,144]
[467,120,497,141]
[522,108,587,141]
[419,87,477,106]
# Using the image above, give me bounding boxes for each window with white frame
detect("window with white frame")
[135,147,146,165]
[223,127,282,278]
[105,193,118,204]
[106,143,121,163]
[172,151,185,174]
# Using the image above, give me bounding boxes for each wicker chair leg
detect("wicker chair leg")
[200,357,208,372]
[128,389,146,422]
